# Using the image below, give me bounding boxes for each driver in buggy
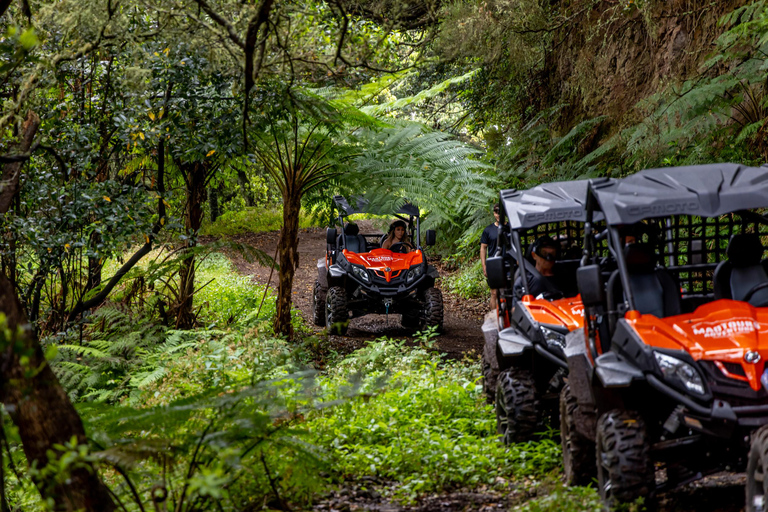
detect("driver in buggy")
[513,235,576,299]
[382,220,414,253]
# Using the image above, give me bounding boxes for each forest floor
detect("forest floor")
[202,227,747,512]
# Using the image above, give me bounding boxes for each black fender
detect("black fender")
[317,258,329,289]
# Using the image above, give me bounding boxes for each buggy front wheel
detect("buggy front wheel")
[326,286,348,335]
[747,424,768,512]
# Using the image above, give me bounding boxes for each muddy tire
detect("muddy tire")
[560,384,596,487]
[596,410,654,507]
[495,368,539,444]
[747,424,768,512]
[325,286,348,335]
[421,287,443,331]
[312,281,327,327]
[482,356,498,405]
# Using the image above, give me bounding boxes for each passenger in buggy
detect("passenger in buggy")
[382,220,414,252]
[514,235,575,299]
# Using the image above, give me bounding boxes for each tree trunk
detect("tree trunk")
[0,275,116,511]
[209,183,222,223]
[176,162,207,329]
[274,193,301,338]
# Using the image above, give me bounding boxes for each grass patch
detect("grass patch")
[309,337,561,503]
[201,207,317,236]
[512,482,602,512]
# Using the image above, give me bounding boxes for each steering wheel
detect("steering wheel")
[541,290,564,301]
[388,242,413,254]
[742,281,768,306]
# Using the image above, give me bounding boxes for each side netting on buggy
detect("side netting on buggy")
[519,220,586,262]
[645,212,768,300]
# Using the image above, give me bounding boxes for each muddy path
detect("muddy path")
[204,226,487,361]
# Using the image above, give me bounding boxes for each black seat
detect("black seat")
[713,233,768,305]
[341,223,367,253]
[607,243,681,319]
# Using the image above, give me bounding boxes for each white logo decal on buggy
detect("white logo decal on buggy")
[571,307,584,317]
[690,318,760,338]
[367,256,394,262]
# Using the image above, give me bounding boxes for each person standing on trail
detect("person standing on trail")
[481,203,502,310]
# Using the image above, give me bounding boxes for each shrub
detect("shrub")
[443,259,490,300]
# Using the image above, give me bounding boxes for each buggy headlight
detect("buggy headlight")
[654,352,705,396]
[406,264,424,284]
[351,265,370,283]
[540,326,566,349]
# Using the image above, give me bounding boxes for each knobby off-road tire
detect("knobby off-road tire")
[482,356,498,405]
[596,410,654,507]
[312,281,327,327]
[747,424,768,512]
[560,384,596,487]
[325,286,348,335]
[421,287,443,332]
[495,368,540,444]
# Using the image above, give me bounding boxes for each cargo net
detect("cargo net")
[651,213,768,298]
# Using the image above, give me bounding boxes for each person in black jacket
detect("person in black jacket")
[481,204,502,309]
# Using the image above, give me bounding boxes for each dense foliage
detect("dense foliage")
[2,0,768,509]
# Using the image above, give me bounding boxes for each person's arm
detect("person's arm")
[383,234,393,249]
[480,243,488,277]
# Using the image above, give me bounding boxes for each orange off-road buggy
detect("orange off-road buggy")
[563,164,768,509]
[312,196,442,335]
[483,180,595,443]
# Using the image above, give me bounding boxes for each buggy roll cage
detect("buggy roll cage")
[332,195,423,250]
[495,180,597,296]
[584,163,768,311]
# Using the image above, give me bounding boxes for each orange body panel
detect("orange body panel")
[627,299,768,391]
[343,248,423,283]
[520,295,585,331]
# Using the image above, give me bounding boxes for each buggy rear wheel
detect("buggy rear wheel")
[326,286,348,335]
[747,424,768,512]
[312,281,327,327]
[596,410,654,507]
[421,287,443,332]
[560,384,596,487]
[481,356,498,404]
[495,368,539,444]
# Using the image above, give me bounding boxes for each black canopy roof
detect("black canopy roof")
[589,163,768,225]
[333,195,420,218]
[501,179,593,229]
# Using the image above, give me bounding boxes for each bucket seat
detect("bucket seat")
[341,223,367,253]
[713,233,768,306]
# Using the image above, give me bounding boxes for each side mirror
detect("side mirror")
[485,256,507,289]
[326,228,337,245]
[577,265,605,307]
[425,229,436,246]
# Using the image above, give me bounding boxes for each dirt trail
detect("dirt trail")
[207,227,487,359]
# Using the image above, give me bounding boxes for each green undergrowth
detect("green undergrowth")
[443,258,490,300]
[200,207,317,236]
[512,482,602,512]
[18,252,573,511]
[308,334,561,503]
